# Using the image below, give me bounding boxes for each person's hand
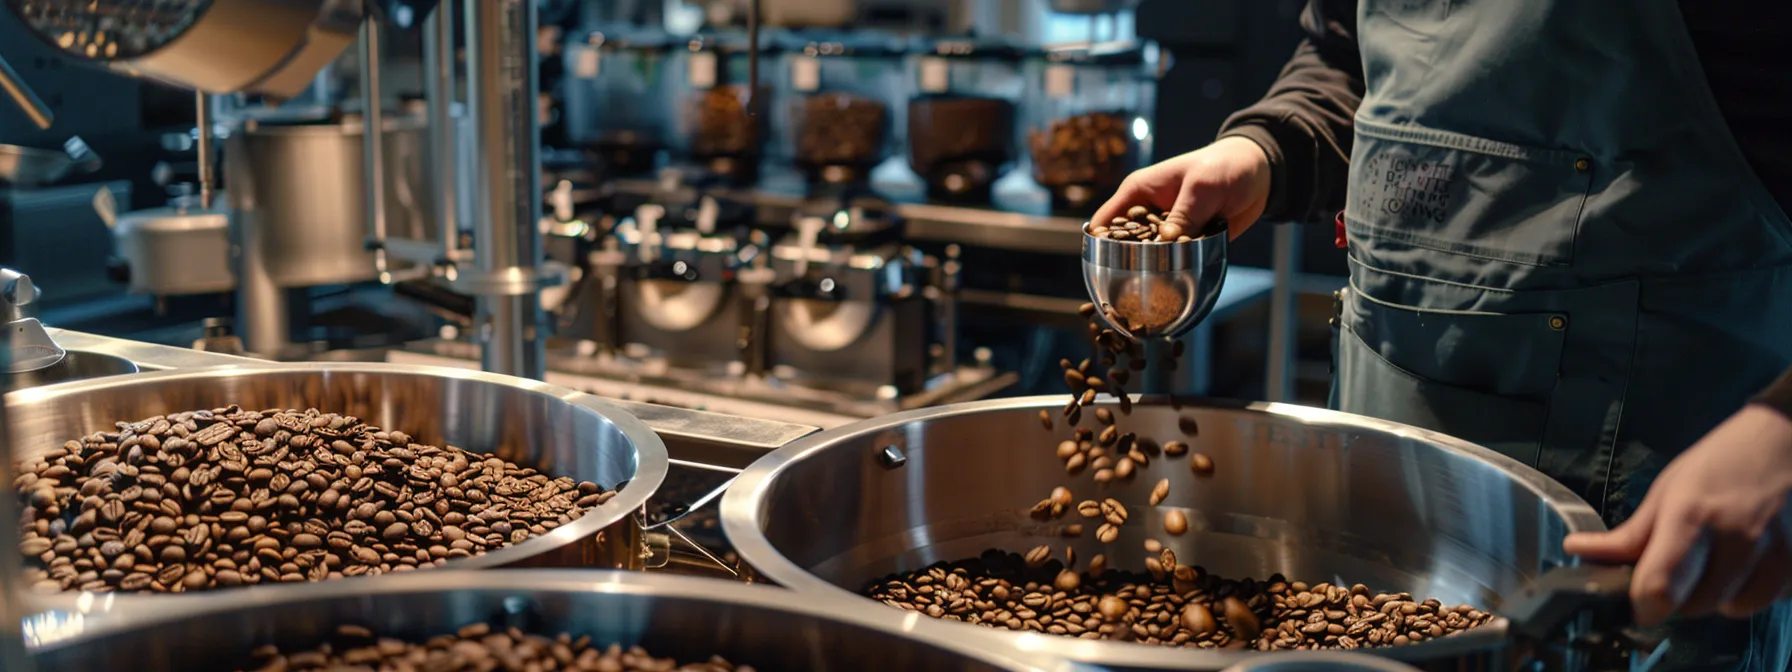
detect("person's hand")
[1563,404,1792,625]
[1091,136,1273,240]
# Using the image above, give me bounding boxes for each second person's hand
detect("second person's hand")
[1091,136,1274,240]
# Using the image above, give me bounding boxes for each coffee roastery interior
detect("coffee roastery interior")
[0,1,1665,671]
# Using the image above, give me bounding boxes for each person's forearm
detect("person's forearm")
[1216,0,1363,223]
[1754,365,1792,420]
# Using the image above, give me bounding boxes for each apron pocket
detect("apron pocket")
[1348,289,1567,401]
[1338,325,1550,462]
[1348,118,1592,267]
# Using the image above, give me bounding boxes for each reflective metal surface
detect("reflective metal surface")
[2,350,138,391]
[24,570,1055,671]
[1082,223,1227,340]
[109,203,234,296]
[7,363,669,599]
[1218,652,1425,672]
[723,396,1606,670]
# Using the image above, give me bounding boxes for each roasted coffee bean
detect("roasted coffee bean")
[1094,408,1114,426]
[1050,487,1074,508]
[1025,545,1052,567]
[1057,440,1081,460]
[1149,479,1171,506]
[1096,523,1119,543]
[1163,510,1190,536]
[1182,602,1218,635]
[1191,453,1216,475]
[1162,440,1189,457]
[1178,416,1200,436]
[1143,538,1163,554]
[1100,499,1128,525]
[20,406,613,594]
[1077,500,1103,518]
[1223,596,1261,641]
[1038,410,1055,431]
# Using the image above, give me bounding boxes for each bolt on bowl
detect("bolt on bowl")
[1080,219,1228,341]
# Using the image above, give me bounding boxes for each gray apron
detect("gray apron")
[1330,1,1792,669]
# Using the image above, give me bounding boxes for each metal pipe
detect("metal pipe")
[359,17,392,283]
[464,0,547,380]
[0,54,52,130]
[1266,222,1300,402]
[425,0,461,263]
[195,92,215,209]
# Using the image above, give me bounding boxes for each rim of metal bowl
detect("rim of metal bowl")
[721,394,1607,669]
[7,362,669,591]
[25,569,1062,672]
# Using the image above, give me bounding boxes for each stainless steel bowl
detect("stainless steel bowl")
[722,396,1606,670]
[24,570,1054,672]
[7,363,668,597]
[2,351,138,392]
[1081,223,1227,340]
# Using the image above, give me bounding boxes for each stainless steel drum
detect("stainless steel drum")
[23,570,1051,672]
[7,364,668,601]
[225,116,436,288]
[722,397,1606,670]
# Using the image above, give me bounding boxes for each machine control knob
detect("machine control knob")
[1,267,41,323]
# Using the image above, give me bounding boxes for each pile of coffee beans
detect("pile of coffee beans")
[793,93,887,169]
[907,96,1017,198]
[690,86,759,158]
[247,622,758,672]
[864,550,1493,651]
[1029,112,1133,191]
[15,406,616,594]
[1089,206,1218,243]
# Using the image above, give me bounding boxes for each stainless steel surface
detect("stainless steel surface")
[360,17,392,283]
[24,570,1054,672]
[7,0,361,99]
[723,396,1607,670]
[45,329,821,472]
[7,363,669,588]
[0,324,32,672]
[1,266,39,323]
[1219,653,1425,672]
[232,185,289,356]
[109,203,234,295]
[3,350,138,391]
[0,138,99,187]
[0,53,51,130]
[195,92,215,209]
[227,117,433,288]
[464,0,549,381]
[1267,223,1299,402]
[424,0,462,264]
[1082,222,1229,340]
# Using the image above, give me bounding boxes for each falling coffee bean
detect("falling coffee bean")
[1025,545,1052,567]
[1164,510,1189,536]
[1039,410,1055,431]
[1191,453,1215,475]
[1163,440,1189,457]
[1149,479,1170,506]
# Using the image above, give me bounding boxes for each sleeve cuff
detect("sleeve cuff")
[1217,124,1289,221]
[1753,366,1792,421]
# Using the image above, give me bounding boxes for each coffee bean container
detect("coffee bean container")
[23,570,1047,671]
[7,364,668,604]
[722,397,1606,670]
[1025,44,1156,215]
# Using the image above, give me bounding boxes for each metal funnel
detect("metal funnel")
[1080,219,1228,340]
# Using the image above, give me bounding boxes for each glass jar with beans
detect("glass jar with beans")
[562,28,675,178]
[779,34,906,189]
[669,33,780,186]
[1025,43,1156,215]
[905,38,1027,205]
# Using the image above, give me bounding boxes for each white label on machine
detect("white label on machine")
[575,46,601,78]
[792,55,821,92]
[919,57,950,93]
[689,51,718,89]
[1046,64,1075,98]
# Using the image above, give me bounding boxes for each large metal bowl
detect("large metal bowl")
[24,570,1055,671]
[7,363,668,599]
[722,396,1606,670]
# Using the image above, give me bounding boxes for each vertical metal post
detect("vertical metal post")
[1266,222,1301,402]
[359,17,392,283]
[425,0,461,262]
[465,0,547,380]
[195,92,215,209]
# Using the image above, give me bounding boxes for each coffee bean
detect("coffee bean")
[1096,523,1119,543]
[1149,479,1170,506]
[1114,458,1135,480]
[1163,441,1189,457]
[1087,554,1108,575]
[253,624,751,672]
[1025,545,1052,567]
[1062,524,1084,537]
[1182,602,1218,635]
[1099,595,1130,621]
[1077,500,1103,518]
[1055,570,1081,591]
[1143,538,1163,554]
[1178,416,1200,436]
[1057,440,1081,460]
[1163,510,1189,536]
[1191,453,1215,475]
[1094,408,1114,426]
[1050,487,1073,508]
[1223,596,1261,640]
[1038,410,1055,431]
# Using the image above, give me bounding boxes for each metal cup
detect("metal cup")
[1080,219,1227,341]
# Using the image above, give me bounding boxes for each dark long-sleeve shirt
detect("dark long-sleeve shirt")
[1220,0,1792,418]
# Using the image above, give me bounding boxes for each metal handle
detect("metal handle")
[0,53,52,130]
[359,16,392,282]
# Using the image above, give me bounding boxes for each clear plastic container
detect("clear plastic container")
[1026,43,1156,214]
[905,38,1026,204]
[779,34,906,187]
[562,28,675,177]
[669,33,781,185]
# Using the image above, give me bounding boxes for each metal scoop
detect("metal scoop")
[1,268,64,373]
[1081,217,1228,340]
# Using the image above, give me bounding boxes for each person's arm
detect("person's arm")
[1754,366,1792,420]
[1216,0,1364,223]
